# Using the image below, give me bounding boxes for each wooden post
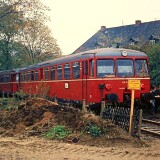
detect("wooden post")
[129,90,135,135]
[138,109,143,137]
[7,92,9,98]
[127,79,141,135]
[54,96,58,103]
[100,100,105,118]
[2,91,4,98]
[12,92,15,98]
[82,99,87,112]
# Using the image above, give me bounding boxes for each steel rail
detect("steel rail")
[141,119,160,136]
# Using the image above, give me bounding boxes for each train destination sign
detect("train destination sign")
[127,79,141,90]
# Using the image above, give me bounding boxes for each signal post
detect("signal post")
[127,79,141,135]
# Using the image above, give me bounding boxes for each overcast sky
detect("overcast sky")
[40,0,160,55]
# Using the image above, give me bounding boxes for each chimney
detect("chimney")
[100,26,106,31]
[135,20,141,25]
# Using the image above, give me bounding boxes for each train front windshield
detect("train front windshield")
[97,60,115,77]
[116,59,134,77]
[135,59,149,77]
[97,59,149,78]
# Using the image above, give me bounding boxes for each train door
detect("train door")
[40,68,43,80]
[11,72,19,93]
[82,60,88,103]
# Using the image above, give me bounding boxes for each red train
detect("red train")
[0,48,150,109]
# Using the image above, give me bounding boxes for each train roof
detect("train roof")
[0,68,20,74]
[4,48,147,72]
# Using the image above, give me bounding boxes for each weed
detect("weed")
[45,125,72,140]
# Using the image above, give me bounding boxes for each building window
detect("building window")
[64,64,70,79]
[150,40,155,44]
[130,42,135,45]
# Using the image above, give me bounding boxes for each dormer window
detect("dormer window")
[130,42,135,45]
[148,35,159,44]
[129,38,138,46]
[150,39,155,44]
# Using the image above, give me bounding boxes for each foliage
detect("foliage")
[19,20,62,64]
[85,122,102,137]
[0,0,62,70]
[45,125,72,140]
[35,80,50,98]
[15,89,27,100]
[127,43,160,86]
[139,44,160,85]
[0,97,19,110]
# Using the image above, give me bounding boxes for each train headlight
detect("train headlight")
[141,83,145,90]
[105,84,112,91]
[121,51,127,57]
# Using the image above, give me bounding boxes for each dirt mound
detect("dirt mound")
[0,98,143,147]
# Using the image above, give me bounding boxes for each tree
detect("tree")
[19,20,61,65]
[0,0,62,70]
[141,44,160,85]
[128,43,160,85]
[0,0,24,69]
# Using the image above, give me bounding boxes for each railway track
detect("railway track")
[141,118,160,136]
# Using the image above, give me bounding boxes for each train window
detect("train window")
[116,59,134,77]
[82,61,88,75]
[89,60,94,77]
[73,62,80,79]
[27,72,31,81]
[5,75,6,82]
[135,59,149,77]
[31,71,34,81]
[51,67,55,80]
[57,65,62,80]
[97,60,115,78]
[6,75,9,82]
[35,70,39,81]
[23,72,26,81]
[64,64,70,79]
[45,68,49,80]
[1,76,3,83]
[16,74,19,82]
[20,73,24,82]
[40,68,43,80]
[4,75,7,82]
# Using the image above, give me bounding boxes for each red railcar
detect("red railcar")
[0,69,19,96]
[0,48,150,108]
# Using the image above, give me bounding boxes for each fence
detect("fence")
[102,106,141,136]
